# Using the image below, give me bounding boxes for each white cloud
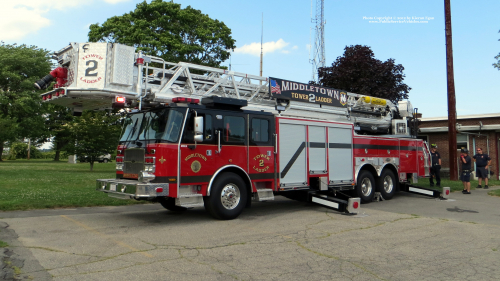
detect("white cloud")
[0,0,128,41]
[234,39,290,56]
[0,5,51,40]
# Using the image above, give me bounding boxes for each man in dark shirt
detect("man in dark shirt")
[460,148,472,194]
[429,144,441,187]
[473,147,491,189]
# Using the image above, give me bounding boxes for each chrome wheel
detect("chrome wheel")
[204,172,247,220]
[361,177,373,197]
[356,170,376,203]
[220,184,241,210]
[383,175,394,193]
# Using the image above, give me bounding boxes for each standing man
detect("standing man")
[460,148,472,194]
[429,144,441,187]
[473,147,491,189]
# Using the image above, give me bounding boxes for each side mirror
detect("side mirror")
[194,116,204,142]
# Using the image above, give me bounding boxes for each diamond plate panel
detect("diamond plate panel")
[111,44,135,86]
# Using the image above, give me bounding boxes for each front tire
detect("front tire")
[204,172,247,220]
[356,170,376,203]
[378,169,397,200]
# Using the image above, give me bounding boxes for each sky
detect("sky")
[1,0,499,118]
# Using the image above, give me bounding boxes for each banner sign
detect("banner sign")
[269,77,348,108]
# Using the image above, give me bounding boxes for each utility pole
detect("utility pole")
[445,0,458,180]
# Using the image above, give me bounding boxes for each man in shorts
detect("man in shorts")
[460,148,472,194]
[473,147,491,189]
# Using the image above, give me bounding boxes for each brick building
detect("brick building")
[419,114,500,179]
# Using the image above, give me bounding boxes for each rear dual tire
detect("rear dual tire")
[355,170,376,203]
[356,169,397,203]
[377,169,397,200]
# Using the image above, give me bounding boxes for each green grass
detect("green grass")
[421,178,500,193]
[488,189,500,197]
[0,240,8,247]
[0,159,146,211]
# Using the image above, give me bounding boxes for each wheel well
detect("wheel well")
[378,164,400,190]
[208,166,252,207]
[381,164,398,179]
[357,164,377,183]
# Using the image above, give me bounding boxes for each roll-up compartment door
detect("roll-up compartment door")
[308,126,327,174]
[328,126,354,184]
[279,123,307,186]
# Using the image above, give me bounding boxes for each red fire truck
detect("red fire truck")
[38,43,437,220]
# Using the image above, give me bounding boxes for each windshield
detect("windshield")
[119,108,185,143]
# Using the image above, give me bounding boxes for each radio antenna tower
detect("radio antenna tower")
[310,0,325,82]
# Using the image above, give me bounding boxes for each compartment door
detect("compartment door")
[308,126,327,174]
[328,126,354,184]
[279,123,307,187]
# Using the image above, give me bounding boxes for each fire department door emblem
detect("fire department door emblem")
[191,160,201,173]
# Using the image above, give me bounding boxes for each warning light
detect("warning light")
[353,202,359,209]
[155,187,163,193]
[115,96,126,103]
[172,97,200,104]
[446,190,450,195]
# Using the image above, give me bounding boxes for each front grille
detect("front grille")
[123,148,145,177]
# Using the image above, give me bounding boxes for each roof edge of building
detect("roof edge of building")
[421,113,500,121]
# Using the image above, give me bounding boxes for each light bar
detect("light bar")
[172,97,200,104]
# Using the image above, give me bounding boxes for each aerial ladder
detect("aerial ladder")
[37,42,417,136]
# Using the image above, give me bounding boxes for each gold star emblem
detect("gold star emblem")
[158,156,166,164]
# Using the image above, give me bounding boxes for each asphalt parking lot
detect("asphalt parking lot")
[1,187,500,281]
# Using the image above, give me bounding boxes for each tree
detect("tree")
[88,0,236,68]
[65,111,122,171]
[0,43,52,160]
[317,45,411,103]
[494,30,500,71]
[44,104,75,161]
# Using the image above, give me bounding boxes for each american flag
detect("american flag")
[270,80,281,94]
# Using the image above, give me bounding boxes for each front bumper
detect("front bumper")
[96,179,169,199]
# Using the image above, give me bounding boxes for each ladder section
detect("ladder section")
[40,42,273,110]
[39,42,414,136]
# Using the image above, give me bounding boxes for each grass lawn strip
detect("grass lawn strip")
[0,159,145,211]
